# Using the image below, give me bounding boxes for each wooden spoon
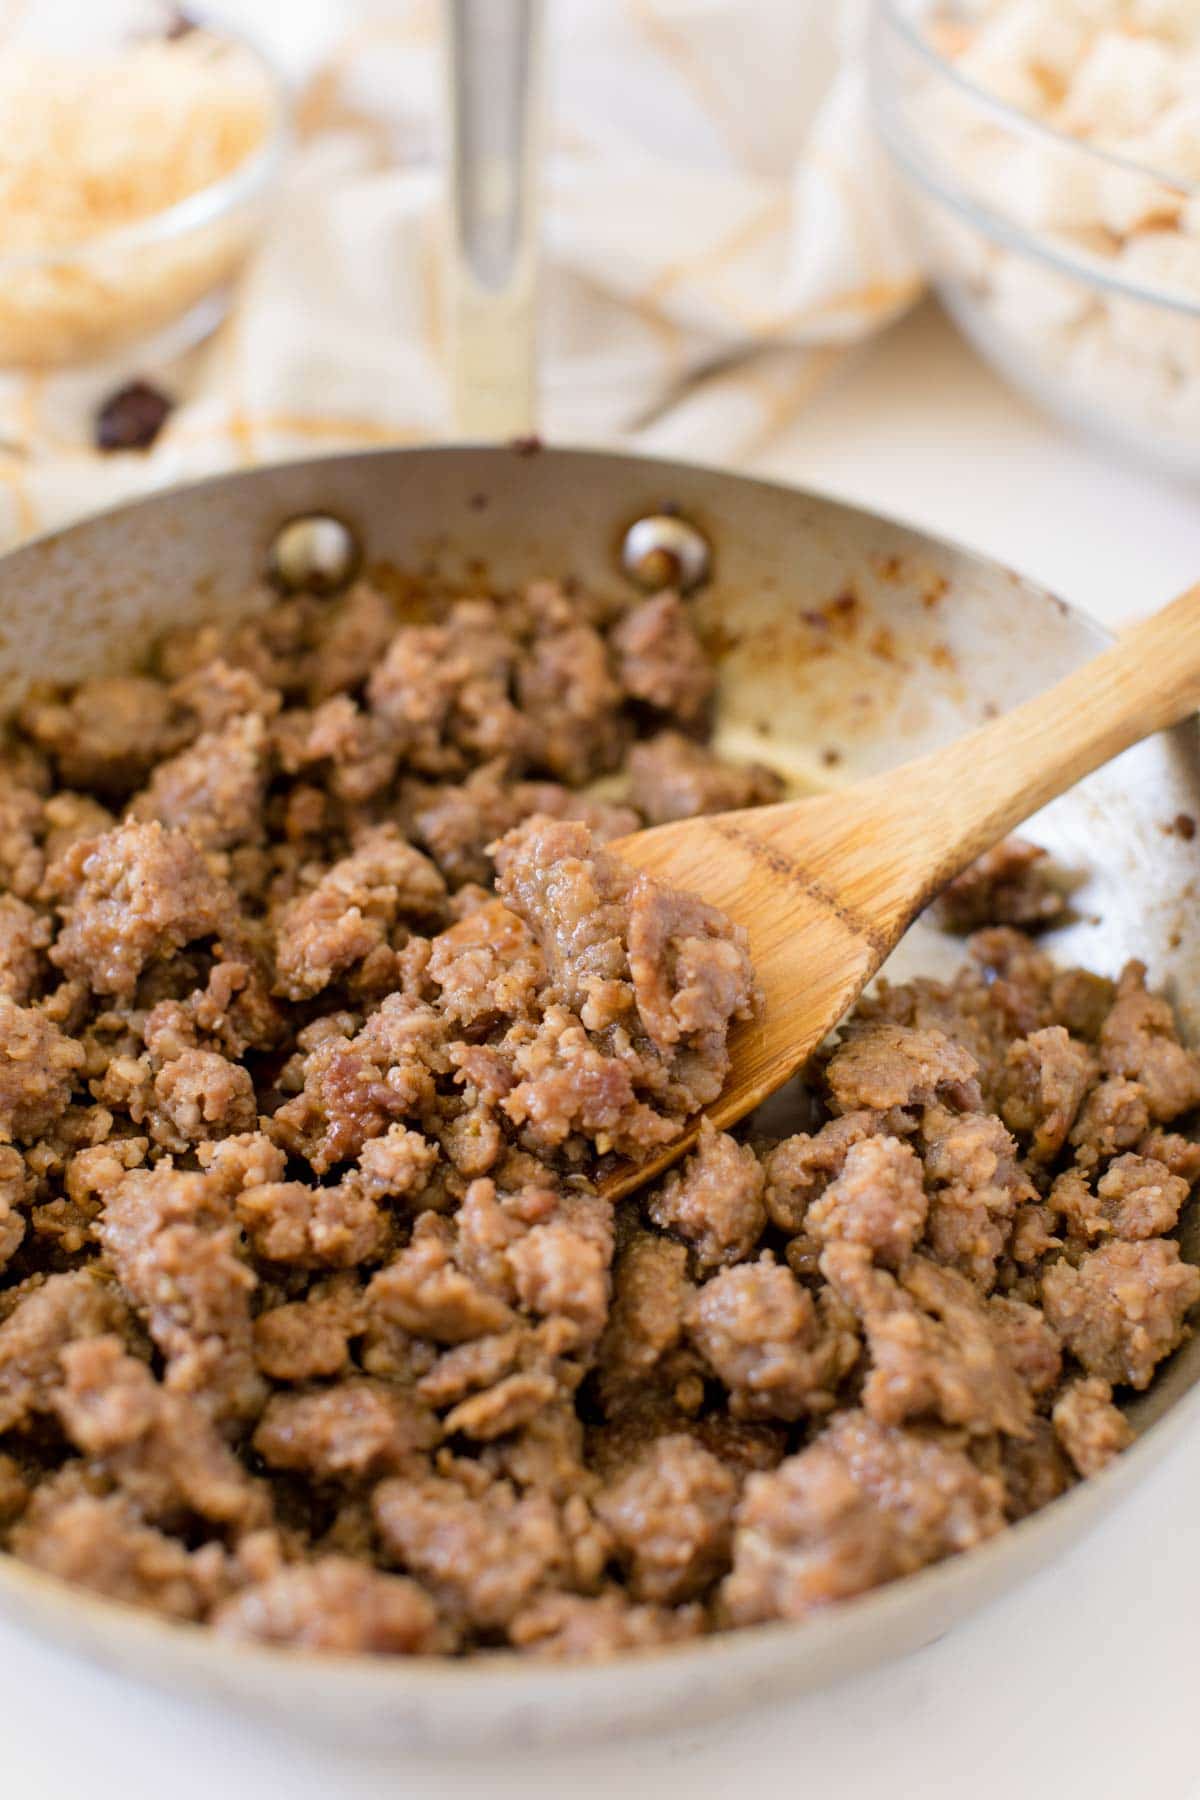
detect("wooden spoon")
[600,583,1200,1199]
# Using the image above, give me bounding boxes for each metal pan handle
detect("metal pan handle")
[444,0,541,439]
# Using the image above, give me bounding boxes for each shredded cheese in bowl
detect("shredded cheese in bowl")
[0,31,282,367]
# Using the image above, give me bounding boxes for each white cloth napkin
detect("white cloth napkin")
[0,0,921,546]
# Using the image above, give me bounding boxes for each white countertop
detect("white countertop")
[4,302,1200,1800]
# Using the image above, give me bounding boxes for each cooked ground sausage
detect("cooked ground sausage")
[0,569,1194,1658]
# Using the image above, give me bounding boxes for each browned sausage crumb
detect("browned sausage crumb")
[626,730,784,825]
[0,567,1195,1661]
[933,837,1069,933]
[1052,1376,1133,1477]
[1041,1239,1200,1389]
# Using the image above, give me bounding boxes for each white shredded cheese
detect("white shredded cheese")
[0,37,272,251]
[0,34,276,366]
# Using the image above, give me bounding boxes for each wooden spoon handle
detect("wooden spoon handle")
[778,578,1200,928]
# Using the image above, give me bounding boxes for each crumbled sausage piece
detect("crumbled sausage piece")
[129,713,269,851]
[934,838,1068,933]
[648,1121,767,1270]
[253,1282,362,1382]
[1042,1240,1200,1390]
[0,997,84,1143]
[987,1294,1062,1397]
[170,657,282,733]
[0,894,50,1002]
[806,1135,926,1268]
[253,1380,438,1480]
[500,1006,680,1161]
[151,1049,257,1149]
[483,1397,594,1501]
[366,607,530,777]
[919,1108,1035,1291]
[0,771,45,900]
[52,1336,267,1529]
[1053,1155,1189,1242]
[409,759,639,893]
[405,762,527,889]
[966,928,1059,1043]
[273,825,446,1001]
[596,1232,693,1409]
[0,1270,130,1432]
[366,1218,516,1345]
[1138,1129,1200,1185]
[236,1178,388,1270]
[269,995,448,1173]
[1001,1026,1097,1162]
[1050,968,1116,1043]
[274,696,398,805]
[372,1473,586,1633]
[154,954,285,1061]
[0,1146,29,1270]
[999,1419,1075,1521]
[509,1589,703,1659]
[19,676,185,796]
[443,1369,563,1442]
[495,818,756,1097]
[595,1434,736,1603]
[1100,961,1200,1122]
[98,1165,264,1426]
[156,595,311,697]
[1052,1376,1134,1478]
[519,621,627,783]
[624,877,758,1071]
[687,1259,858,1422]
[11,1482,230,1621]
[507,1211,613,1347]
[762,1112,894,1234]
[304,582,401,704]
[51,821,239,998]
[611,592,714,727]
[1070,1077,1152,1168]
[821,1244,1033,1436]
[722,1410,1004,1625]
[213,1557,442,1653]
[452,1177,555,1300]
[427,900,544,1030]
[626,730,784,825]
[825,1023,982,1116]
[355,1123,438,1204]
[416,1330,524,1410]
[489,815,642,1025]
[197,1130,287,1194]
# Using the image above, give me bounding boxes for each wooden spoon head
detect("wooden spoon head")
[599,797,903,1199]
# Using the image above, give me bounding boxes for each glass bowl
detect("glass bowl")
[870,0,1200,482]
[0,12,286,370]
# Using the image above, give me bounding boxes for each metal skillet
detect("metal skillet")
[1,3,1200,1757]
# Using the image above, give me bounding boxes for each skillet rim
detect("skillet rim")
[0,440,1186,1714]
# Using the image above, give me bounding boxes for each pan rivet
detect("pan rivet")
[268,514,361,595]
[621,514,711,594]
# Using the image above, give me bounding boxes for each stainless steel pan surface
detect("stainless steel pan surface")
[0,441,1197,1748]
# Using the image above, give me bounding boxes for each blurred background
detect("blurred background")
[0,0,1196,548]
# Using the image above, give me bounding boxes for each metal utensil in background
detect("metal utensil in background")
[445,0,542,438]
